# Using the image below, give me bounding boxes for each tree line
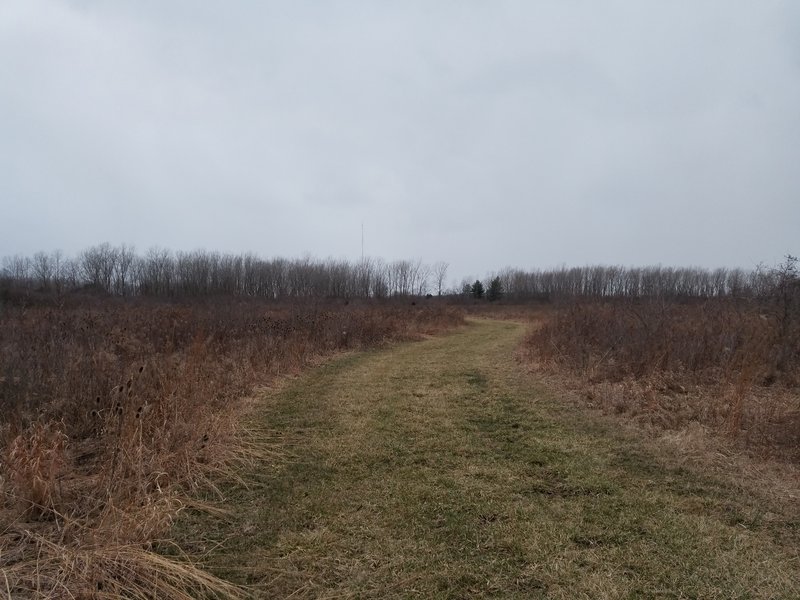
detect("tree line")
[479,262,793,301]
[0,244,449,299]
[1,244,795,301]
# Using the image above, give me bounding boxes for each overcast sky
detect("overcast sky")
[1,1,798,283]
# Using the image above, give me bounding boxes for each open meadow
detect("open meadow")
[1,254,798,598]
[4,2,800,596]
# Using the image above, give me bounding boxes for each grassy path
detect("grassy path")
[184,319,798,599]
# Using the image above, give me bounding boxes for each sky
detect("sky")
[1,1,798,283]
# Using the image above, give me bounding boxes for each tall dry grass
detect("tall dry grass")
[0,296,464,598]
[525,297,800,459]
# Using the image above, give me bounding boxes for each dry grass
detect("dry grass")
[0,296,464,598]
[180,319,800,598]
[1,535,247,600]
[524,298,800,460]
[461,302,554,324]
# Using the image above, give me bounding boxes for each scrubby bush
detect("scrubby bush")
[526,283,799,457]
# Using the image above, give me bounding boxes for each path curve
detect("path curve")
[187,319,798,599]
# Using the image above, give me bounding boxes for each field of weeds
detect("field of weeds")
[525,295,800,460]
[0,296,463,598]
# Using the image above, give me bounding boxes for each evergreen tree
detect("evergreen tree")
[487,276,503,301]
[471,279,485,299]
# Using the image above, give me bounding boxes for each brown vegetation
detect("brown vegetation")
[0,296,464,598]
[525,269,800,459]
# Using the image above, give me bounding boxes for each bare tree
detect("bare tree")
[372,260,389,298]
[2,255,31,284]
[433,261,449,296]
[389,260,412,296]
[61,257,80,290]
[413,260,431,296]
[32,251,52,290]
[51,250,64,293]
[113,244,136,295]
[138,247,173,296]
[80,243,118,292]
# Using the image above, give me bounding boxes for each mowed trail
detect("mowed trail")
[187,319,799,599]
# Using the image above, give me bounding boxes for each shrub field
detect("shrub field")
[526,295,800,459]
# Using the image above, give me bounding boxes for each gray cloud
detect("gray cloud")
[1,0,798,283]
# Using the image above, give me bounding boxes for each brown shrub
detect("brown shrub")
[525,299,800,459]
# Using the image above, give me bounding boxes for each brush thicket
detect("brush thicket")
[526,298,800,458]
